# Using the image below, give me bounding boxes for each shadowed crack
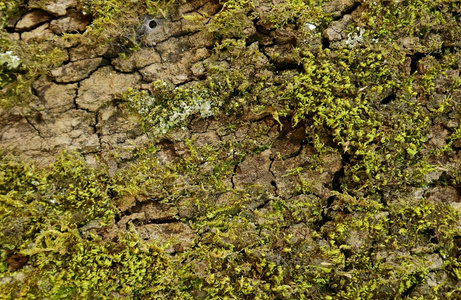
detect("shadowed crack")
[268,158,278,195]
[92,111,102,151]
[131,218,180,226]
[24,116,43,138]
[331,159,346,193]
[231,164,237,189]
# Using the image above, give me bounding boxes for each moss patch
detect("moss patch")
[2,0,461,298]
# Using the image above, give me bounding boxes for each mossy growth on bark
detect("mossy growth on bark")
[2,0,461,298]
[0,0,181,107]
[0,31,67,107]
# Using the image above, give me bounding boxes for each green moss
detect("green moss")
[280,45,434,191]
[78,0,182,51]
[0,152,112,249]
[3,230,170,298]
[210,8,253,39]
[263,0,327,28]
[1,141,460,298]
[360,0,461,43]
[122,0,461,196]
[0,151,175,299]
[0,31,67,108]
[0,0,22,27]
[110,136,245,216]
[2,0,461,298]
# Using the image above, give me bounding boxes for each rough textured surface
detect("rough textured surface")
[50,57,104,83]
[111,48,162,73]
[49,10,91,34]
[76,66,142,111]
[29,0,78,16]
[2,0,461,298]
[15,10,50,31]
[20,23,54,41]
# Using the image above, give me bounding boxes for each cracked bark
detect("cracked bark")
[268,158,278,195]
[24,116,43,138]
[92,111,102,151]
[49,58,109,84]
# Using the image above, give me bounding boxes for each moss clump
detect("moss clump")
[360,0,461,44]
[113,0,461,298]
[0,0,183,107]
[318,192,460,298]
[78,0,182,52]
[277,45,435,192]
[0,151,173,299]
[0,152,113,251]
[4,231,170,299]
[110,137,244,215]
[208,0,256,39]
[2,0,461,298]
[1,141,460,298]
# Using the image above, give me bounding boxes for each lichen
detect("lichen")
[2,0,461,298]
[0,50,21,88]
[121,39,267,137]
[0,31,67,107]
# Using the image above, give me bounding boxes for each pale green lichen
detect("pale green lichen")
[123,83,215,136]
[2,0,461,298]
[0,51,20,69]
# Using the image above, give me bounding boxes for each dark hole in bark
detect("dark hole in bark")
[149,20,157,29]
[380,94,396,105]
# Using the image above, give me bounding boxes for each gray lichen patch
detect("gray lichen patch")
[1,0,461,298]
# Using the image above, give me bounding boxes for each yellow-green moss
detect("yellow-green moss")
[2,0,461,298]
[0,31,67,108]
